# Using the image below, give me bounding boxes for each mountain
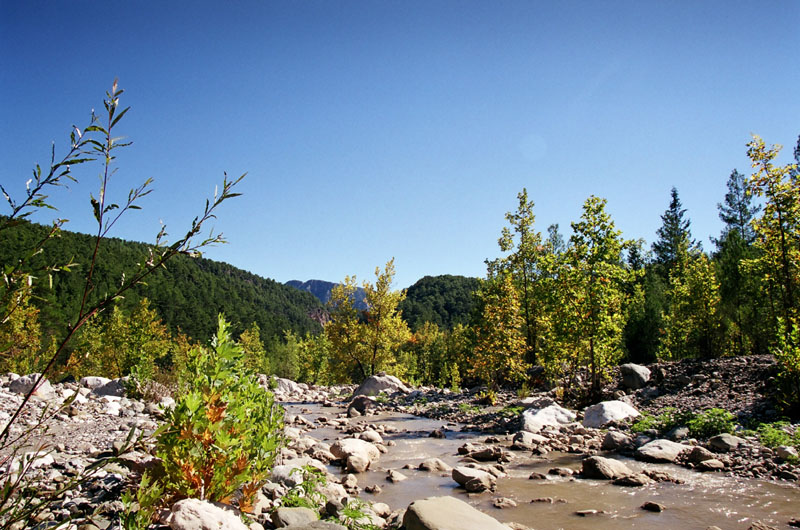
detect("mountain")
[0,219,324,343]
[286,279,367,310]
[399,275,481,331]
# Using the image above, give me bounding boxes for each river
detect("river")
[285,402,800,529]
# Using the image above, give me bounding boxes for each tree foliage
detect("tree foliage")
[399,275,479,331]
[325,259,410,382]
[471,273,529,390]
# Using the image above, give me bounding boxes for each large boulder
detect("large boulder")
[582,400,640,428]
[521,404,576,432]
[581,456,633,480]
[274,377,303,395]
[330,438,380,472]
[620,364,651,390]
[451,466,496,492]
[92,378,126,397]
[352,373,410,397]
[347,395,378,416]
[403,496,509,530]
[8,373,56,400]
[164,498,247,530]
[635,439,689,463]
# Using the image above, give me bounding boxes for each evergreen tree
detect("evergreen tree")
[652,187,699,272]
[716,169,760,245]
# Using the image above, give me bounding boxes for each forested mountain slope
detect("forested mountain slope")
[399,274,480,331]
[1,219,323,342]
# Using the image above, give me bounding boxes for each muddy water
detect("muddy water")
[286,403,800,529]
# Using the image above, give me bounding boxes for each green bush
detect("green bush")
[155,315,284,507]
[629,407,689,434]
[755,421,800,449]
[686,408,735,439]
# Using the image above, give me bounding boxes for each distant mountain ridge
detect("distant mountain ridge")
[285,279,367,310]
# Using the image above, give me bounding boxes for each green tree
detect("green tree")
[471,273,529,391]
[296,332,332,385]
[652,187,699,273]
[547,196,636,400]
[486,188,549,364]
[240,321,268,374]
[359,258,411,379]
[714,169,764,356]
[0,293,44,374]
[325,259,410,382]
[746,135,800,410]
[660,252,723,359]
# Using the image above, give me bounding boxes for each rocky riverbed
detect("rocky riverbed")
[0,355,799,529]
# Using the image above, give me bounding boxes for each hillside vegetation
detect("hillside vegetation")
[0,218,323,344]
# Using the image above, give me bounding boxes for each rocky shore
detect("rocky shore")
[0,355,798,529]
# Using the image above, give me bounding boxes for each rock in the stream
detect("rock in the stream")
[582,400,639,428]
[348,395,379,416]
[330,438,380,471]
[511,430,548,450]
[601,430,632,451]
[581,456,632,480]
[521,404,576,432]
[620,363,651,390]
[452,466,496,492]
[352,372,410,397]
[164,498,247,530]
[635,439,689,463]
[418,458,452,472]
[403,496,510,530]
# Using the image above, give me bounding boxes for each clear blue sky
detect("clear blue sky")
[2,1,798,289]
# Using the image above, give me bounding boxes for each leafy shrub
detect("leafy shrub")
[155,315,284,507]
[458,402,481,414]
[686,408,735,439]
[755,421,800,449]
[279,466,328,510]
[629,407,693,435]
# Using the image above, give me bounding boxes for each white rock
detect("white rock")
[583,400,640,428]
[8,373,56,400]
[521,404,576,432]
[164,498,247,530]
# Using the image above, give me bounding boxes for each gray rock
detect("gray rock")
[271,507,319,528]
[697,459,725,471]
[601,431,631,451]
[583,400,639,428]
[330,438,380,471]
[348,395,378,415]
[9,373,56,399]
[641,501,664,513]
[512,430,549,450]
[776,445,799,460]
[620,364,651,390]
[521,404,576,432]
[79,376,111,389]
[282,522,347,530]
[403,496,510,530]
[165,498,247,530]
[418,458,452,472]
[635,439,689,463]
[613,473,654,487]
[685,446,716,464]
[708,433,744,452]
[352,373,410,397]
[581,456,632,480]
[452,466,496,492]
[92,379,126,397]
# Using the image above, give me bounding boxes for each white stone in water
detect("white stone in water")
[403,496,509,530]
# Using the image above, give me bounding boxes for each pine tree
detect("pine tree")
[716,169,760,245]
[652,187,699,272]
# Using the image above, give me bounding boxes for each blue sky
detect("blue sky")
[2,1,799,289]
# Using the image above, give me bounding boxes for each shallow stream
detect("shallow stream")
[286,403,800,529]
